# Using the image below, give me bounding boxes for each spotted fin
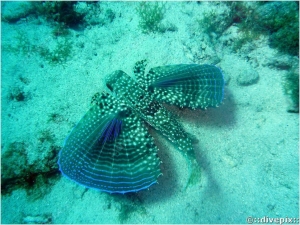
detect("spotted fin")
[106,70,194,155]
[58,92,161,194]
[145,64,225,109]
[133,59,148,90]
[106,70,201,188]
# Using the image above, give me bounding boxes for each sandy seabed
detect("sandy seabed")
[1,1,298,224]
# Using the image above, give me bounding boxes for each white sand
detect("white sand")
[1,1,298,224]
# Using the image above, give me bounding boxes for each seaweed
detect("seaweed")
[255,1,299,56]
[3,31,33,55]
[1,142,28,179]
[197,2,252,38]
[137,2,166,33]
[24,170,60,201]
[8,86,26,102]
[226,1,299,55]
[199,2,299,55]
[47,113,64,123]
[269,21,299,56]
[38,129,55,143]
[116,194,147,224]
[105,8,116,23]
[52,24,71,37]
[118,202,144,224]
[19,76,30,85]
[3,31,73,66]
[198,9,233,37]
[104,193,147,224]
[38,39,73,65]
[232,30,261,52]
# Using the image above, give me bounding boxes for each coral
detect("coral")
[222,2,263,51]
[137,2,166,33]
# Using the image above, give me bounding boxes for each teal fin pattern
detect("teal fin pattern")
[58,92,161,194]
[146,64,225,109]
[59,62,225,193]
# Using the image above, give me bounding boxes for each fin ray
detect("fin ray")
[146,64,225,109]
[58,92,161,194]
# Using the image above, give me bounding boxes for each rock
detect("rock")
[1,142,28,181]
[263,55,297,70]
[183,34,220,65]
[286,99,299,113]
[237,68,259,86]
[283,68,299,113]
[74,2,89,14]
[209,55,221,65]
[1,2,33,23]
[1,131,60,195]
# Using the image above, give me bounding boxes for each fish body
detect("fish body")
[58,61,225,193]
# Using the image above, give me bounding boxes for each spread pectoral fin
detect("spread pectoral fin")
[146,64,225,109]
[58,92,161,194]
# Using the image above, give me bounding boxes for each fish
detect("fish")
[58,60,225,194]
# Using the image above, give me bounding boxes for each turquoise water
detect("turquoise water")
[1,1,299,224]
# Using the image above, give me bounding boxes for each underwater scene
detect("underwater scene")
[1,1,299,224]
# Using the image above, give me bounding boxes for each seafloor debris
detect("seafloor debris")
[23,214,52,224]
